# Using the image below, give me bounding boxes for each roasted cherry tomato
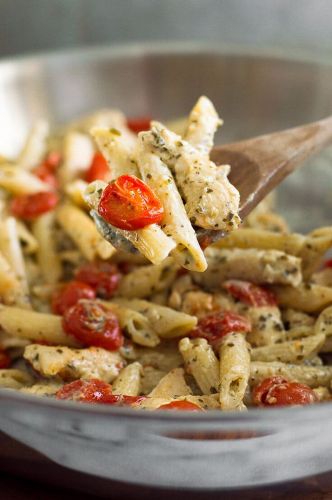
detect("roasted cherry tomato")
[158,400,202,411]
[11,192,59,220]
[0,350,11,369]
[75,261,121,298]
[56,379,114,403]
[253,376,317,407]
[323,258,332,269]
[33,163,58,189]
[127,117,151,134]
[44,151,62,170]
[223,280,277,307]
[56,379,146,406]
[51,281,96,315]
[98,175,164,230]
[189,311,251,348]
[63,299,123,351]
[85,152,110,183]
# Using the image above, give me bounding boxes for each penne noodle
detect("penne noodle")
[179,337,220,395]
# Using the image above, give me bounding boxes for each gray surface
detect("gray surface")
[0,0,332,58]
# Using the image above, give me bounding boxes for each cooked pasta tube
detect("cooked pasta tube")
[179,337,220,394]
[251,334,325,364]
[0,217,30,307]
[24,345,124,382]
[114,298,197,339]
[18,120,49,170]
[282,309,315,329]
[0,252,27,306]
[315,306,332,338]
[136,142,207,272]
[245,306,285,347]
[184,96,222,155]
[65,179,89,208]
[104,303,160,347]
[0,165,49,194]
[117,258,178,299]
[219,333,250,410]
[59,131,94,185]
[16,220,39,254]
[56,203,116,261]
[0,305,79,346]
[300,228,332,278]
[21,383,62,397]
[214,228,305,253]
[193,248,302,288]
[68,109,136,143]
[112,362,142,396]
[84,181,176,264]
[149,367,192,398]
[272,284,332,313]
[250,361,332,388]
[91,127,138,179]
[0,369,34,389]
[32,212,62,285]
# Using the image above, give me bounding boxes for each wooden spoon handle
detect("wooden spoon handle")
[211,115,332,217]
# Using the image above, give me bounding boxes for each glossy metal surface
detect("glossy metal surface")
[0,43,332,489]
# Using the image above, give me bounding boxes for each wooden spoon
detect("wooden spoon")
[197,115,332,246]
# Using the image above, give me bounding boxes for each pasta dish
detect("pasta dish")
[0,96,331,411]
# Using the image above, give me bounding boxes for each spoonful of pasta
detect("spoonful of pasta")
[84,96,332,273]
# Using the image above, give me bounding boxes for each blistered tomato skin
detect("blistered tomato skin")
[189,311,251,348]
[11,192,59,220]
[51,281,96,315]
[0,350,11,369]
[63,299,124,351]
[98,175,164,230]
[33,163,58,189]
[56,379,146,406]
[253,376,317,407]
[127,117,151,134]
[75,262,121,299]
[56,379,114,403]
[85,152,110,183]
[223,280,277,307]
[158,400,202,411]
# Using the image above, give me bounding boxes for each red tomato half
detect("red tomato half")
[323,258,332,269]
[75,261,121,299]
[158,400,202,411]
[56,379,114,403]
[11,192,59,220]
[223,280,277,307]
[44,151,62,170]
[85,152,110,183]
[0,350,11,369]
[63,299,123,351]
[253,376,317,407]
[51,281,96,315]
[56,379,146,406]
[33,163,58,189]
[189,311,251,348]
[127,117,151,134]
[98,175,164,230]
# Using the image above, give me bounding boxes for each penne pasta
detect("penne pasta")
[112,362,142,396]
[251,334,325,364]
[32,212,62,284]
[114,298,197,339]
[179,337,220,395]
[219,333,250,410]
[0,305,79,346]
